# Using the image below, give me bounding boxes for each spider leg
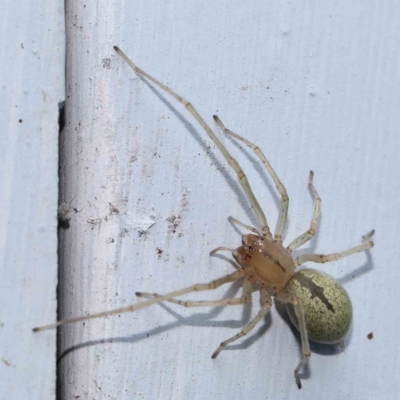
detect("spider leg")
[211,287,271,358]
[292,297,310,389]
[136,279,253,308]
[275,291,310,389]
[228,216,261,236]
[294,230,374,266]
[114,46,272,240]
[214,115,289,243]
[32,270,244,331]
[209,246,235,256]
[287,171,321,252]
[209,216,262,255]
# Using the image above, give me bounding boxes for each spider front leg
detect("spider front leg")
[213,115,289,244]
[287,171,321,252]
[211,287,272,359]
[136,278,253,308]
[114,46,273,240]
[228,216,261,236]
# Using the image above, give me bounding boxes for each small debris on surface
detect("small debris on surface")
[102,58,111,69]
[367,332,374,340]
[109,202,119,214]
[119,227,129,237]
[58,202,72,229]
[166,215,181,234]
[156,248,164,259]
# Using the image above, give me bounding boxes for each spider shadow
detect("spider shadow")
[57,278,272,363]
[139,77,261,230]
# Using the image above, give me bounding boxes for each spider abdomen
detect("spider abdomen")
[285,268,352,344]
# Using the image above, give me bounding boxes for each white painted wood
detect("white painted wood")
[59,1,399,399]
[0,0,64,398]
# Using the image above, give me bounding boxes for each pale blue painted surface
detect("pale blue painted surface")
[0,0,64,398]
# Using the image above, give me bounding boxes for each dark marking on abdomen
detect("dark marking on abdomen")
[295,274,335,313]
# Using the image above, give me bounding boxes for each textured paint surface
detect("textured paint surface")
[58,1,399,399]
[0,0,65,398]
[286,269,352,344]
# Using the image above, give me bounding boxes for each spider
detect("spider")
[33,46,374,389]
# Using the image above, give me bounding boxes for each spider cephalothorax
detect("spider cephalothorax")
[233,234,296,287]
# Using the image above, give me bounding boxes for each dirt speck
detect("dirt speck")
[138,229,148,238]
[166,215,181,234]
[177,255,186,264]
[119,227,129,237]
[367,332,374,340]
[102,58,111,69]
[180,189,189,211]
[156,248,164,259]
[108,202,119,214]
[58,202,72,229]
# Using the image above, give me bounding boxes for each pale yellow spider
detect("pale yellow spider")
[33,46,374,388]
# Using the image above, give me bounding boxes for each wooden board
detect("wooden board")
[57,1,399,399]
